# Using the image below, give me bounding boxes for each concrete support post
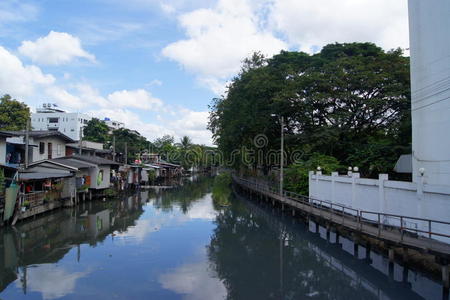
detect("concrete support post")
[308,171,314,198]
[353,243,359,258]
[443,264,449,289]
[331,172,338,204]
[388,248,395,262]
[315,171,322,201]
[292,209,295,217]
[351,172,360,209]
[378,174,388,214]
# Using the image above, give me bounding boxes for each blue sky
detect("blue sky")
[0,0,409,145]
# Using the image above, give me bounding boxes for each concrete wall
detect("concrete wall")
[88,165,111,189]
[309,171,450,242]
[408,0,450,185]
[0,139,6,165]
[31,112,92,141]
[32,136,67,162]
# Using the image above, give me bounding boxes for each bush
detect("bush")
[284,153,343,196]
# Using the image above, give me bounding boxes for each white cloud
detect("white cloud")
[0,1,38,24]
[269,0,409,53]
[162,0,287,92]
[162,0,408,93]
[107,89,164,111]
[0,46,55,98]
[19,31,96,65]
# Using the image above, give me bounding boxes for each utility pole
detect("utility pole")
[280,116,284,196]
[78,129,82,155]
[24,119,30,168]
[112,136,116,162]
[124,142,128,165]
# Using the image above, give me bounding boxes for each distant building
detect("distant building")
[103,118,124,133]
[31,104,92,141]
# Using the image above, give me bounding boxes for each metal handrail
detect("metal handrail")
[233,175,450,241]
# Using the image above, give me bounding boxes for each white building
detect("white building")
[409,0,450,186]
[31,104,92,141]
[103,118,124,132]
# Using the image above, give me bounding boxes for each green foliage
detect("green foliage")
[212,172,232,207]
[112,128,150,164]
[0,94,30,130]
[83,118,110,143]
[209,42,411,177]
[284,154,343,195]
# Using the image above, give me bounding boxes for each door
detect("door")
[48,142,52,159]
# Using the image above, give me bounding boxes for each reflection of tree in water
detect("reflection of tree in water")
[153,176,214,213]
[0,192,148,293]
[211,173,232,209]
[207,196,378,300]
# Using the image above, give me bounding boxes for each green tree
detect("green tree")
[112,128,149,163]
[209,43,411,179]
[83,118,110,144]
[0,94,30,130]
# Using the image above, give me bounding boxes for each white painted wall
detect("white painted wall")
[309,171,450,243]
[31,112,92,141]
[0,139,6,165]
[88,165,111,189]
[408,0,450,185]
[31,136,68,162]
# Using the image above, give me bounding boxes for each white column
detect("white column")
[378,174,389,214]
[331,172,338,204]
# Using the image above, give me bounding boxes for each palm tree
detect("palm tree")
[177,136,192,151]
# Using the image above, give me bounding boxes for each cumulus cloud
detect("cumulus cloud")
[19,31,96,65]
[162,0,408,93]
[0,46,55,98]
[269,0,409,53]
[162,0,287,91]
[107,89,164,111]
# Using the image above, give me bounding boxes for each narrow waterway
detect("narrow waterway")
[0,176,445,299]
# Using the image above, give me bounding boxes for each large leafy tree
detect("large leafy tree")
[209,43,411,178]
[83,118,110,143]
[112,128,149,163]
[0,94,30,130]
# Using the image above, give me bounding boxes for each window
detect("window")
[48,117,59,123]
[39,142,45,154]
[57,144,62,156]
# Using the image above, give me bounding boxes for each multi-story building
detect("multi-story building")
[31,104,92,141]
[103,118,124,133]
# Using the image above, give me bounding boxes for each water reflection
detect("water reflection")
[0,176,445,300]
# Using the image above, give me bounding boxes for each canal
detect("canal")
[0,176,445,299]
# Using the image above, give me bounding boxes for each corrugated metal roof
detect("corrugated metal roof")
[71,154,121,166]
[3,130,75,143]
[19,172,73,180]
[52,158,96,169]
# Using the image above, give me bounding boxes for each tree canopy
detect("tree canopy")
[83,118,110,143]
[0,94,30,130]
[208,43,411,188]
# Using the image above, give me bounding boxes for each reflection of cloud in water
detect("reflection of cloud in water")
[159,259,227,300]
[15,264,89,300]
[115,193,218,243]
[186,194,218,220]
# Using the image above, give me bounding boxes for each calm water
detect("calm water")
[0,176,445,300]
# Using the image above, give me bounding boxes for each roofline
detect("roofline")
[28,159,79,171]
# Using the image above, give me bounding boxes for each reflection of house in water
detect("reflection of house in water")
[0,192,148,294]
